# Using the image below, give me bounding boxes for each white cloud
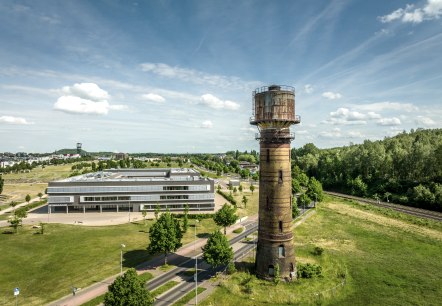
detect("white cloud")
[352,102,418,112]
[141,93,165,103]
[304,84,314,94]
[62,83,110,102]
[200,120,213,128]
[377,117,402,126]
[140,62,261,90]
[379,1,442,24]
[348,131,365,138]
[200,94,240,110]
[54,96,111,115]
[0,115,32,125]
[415,116,436,126]
[319,128,342,138]
[331,108,366,121]
[322,91,342,100]
[297,130,309,135]
[54,83,126,115]
[323,107,384,125]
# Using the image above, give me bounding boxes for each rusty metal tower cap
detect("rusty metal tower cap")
[268,85,281,91]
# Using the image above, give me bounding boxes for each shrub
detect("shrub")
[312,246,324,256]
[297,263,323,278]
[217,190,237,206]
[233,227,243,234]
[226,261,236,275]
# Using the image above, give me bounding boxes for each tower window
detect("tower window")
[279,220,283,232]
[268,265,275,276]
[266,149,270,162]
[278,170,283,183]
[266,196,270,210]
[279,245,285,257]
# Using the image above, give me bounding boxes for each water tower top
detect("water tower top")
[250,85,300,126]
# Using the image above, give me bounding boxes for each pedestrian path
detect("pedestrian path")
[47,218,254,306]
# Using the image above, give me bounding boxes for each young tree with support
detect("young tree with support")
[147,211,183,265]
[213,203,238,235]
[242,195,248,208]
[8,207,27,233]
[250,184,255,194]
[202,230,233,268]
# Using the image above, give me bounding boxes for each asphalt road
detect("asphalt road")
[147,222,258,292]
[153,242,256,306]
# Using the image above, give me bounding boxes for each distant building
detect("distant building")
[47,168,215,213]
[114,153,129,160]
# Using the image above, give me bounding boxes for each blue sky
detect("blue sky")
[0,0,441,153]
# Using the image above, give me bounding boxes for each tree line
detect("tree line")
[292,128,442,211]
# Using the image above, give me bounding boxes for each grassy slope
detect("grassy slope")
[202,196,442,305]
[0,218,217,306]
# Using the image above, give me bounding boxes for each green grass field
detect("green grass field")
[202,196,442,305]
[0,217,217,305]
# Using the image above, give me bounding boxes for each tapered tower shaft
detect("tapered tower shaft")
[250,85,300,279]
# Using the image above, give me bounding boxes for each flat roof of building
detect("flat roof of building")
[57,168,204,183]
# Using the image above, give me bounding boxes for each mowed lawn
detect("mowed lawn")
[202,196,442,305]
[0,217,218,305]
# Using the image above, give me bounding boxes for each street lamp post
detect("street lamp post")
[194,219,199,305]
[120,244,126,274]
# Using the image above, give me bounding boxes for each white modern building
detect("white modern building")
[47,168,215,213]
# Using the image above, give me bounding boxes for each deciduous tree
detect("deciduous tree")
[147,211,183,265]
[213,203,238,235]
[104,268,153,306]
[202,230,233,268]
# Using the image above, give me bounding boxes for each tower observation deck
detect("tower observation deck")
[251,85,301,280]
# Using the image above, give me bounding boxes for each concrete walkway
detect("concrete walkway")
[0,195,47,215]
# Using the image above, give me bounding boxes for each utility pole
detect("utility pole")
[194,219,199,305]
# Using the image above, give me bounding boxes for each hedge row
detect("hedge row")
[217,190,237,206]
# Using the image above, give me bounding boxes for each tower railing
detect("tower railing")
[255,132,295,140]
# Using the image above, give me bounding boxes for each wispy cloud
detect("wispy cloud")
[140,62,261,90]
[200,120,213,129]
[200,94,240,110]
[0,115,33,125]
[351,102,418,112]
[319,128,342,138]
[304,84,314,94]
[377,117,402,126]
[141,93,165,103]
[322,91,342,100]
[415,116,436,126]
[379,0,442,24]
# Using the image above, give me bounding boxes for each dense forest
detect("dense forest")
[291,128,442,211]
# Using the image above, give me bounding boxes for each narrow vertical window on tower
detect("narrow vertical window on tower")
[279,170,283,184]
[266,196,270,210]
[279,245,285,257]
[279,220,283,232]
[267,149,270,162]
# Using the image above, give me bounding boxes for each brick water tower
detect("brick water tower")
[250,85,300,279]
